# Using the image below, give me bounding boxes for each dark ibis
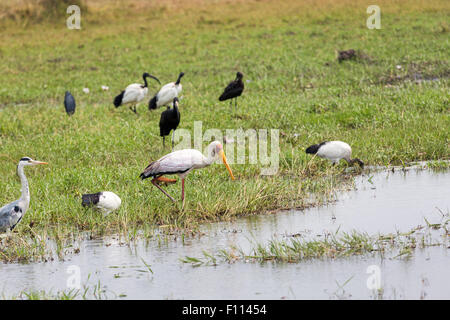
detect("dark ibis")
[64,91,76,116]
[219,71,244,111]
[159,97,181,151]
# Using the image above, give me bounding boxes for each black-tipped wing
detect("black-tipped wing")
[113,91,125,107]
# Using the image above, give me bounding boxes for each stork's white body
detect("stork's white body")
[140,141,234,204]
[122,84,148,105]
[316,141,352,164]
[146,148,209,179]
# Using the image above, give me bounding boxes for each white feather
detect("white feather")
[155,82,182,107]
[96,191,122,216]
[316,141,352,163]
[122,84,148,105]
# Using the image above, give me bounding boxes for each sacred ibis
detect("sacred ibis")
[82,191,122,216]
[148,72,184,110]
[159,97,181,151]
[305,141,364,168]
[0,157,47,234]
[114,72,160,114]
[140,141,235,206]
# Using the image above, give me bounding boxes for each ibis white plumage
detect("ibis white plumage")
[114,72,160,114]
[305,141,364,168]
[148,72,184,110]
[0,157,47,234]
[82,191,122,216]
[139,141,234,205]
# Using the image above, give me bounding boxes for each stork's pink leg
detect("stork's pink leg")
[152,178,175,202]
[181,179,185,202]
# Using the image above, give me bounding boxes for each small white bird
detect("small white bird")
[148,72,184,110]
[140,141,234,206]
[114,72,160,114]
[305,141,364,168]
[81,191,122,216]
[0,157,47,234]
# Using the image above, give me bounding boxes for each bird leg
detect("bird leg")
[152,177,176,202]
[171,130,175,152]
[154,176,177,185]
[181,178,185,209]
[163,136,165,148]
[129,105,138,114]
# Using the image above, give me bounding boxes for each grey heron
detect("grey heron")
[0,157,47,234]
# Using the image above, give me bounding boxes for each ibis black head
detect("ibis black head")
[175,72,185,85]
[236,72,243,79]
[142,73,161,86]
[305,142,327,155]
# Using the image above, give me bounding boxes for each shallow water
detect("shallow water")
[1,168,449,299]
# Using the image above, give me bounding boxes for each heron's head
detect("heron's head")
[236,72,243,79]
[208,141,235,180]
[18,157,48,167]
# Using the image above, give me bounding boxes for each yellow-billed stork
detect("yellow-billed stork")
[139,141,235,205]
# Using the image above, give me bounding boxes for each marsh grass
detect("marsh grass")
[0,0,449,262]
[181,214,449,265]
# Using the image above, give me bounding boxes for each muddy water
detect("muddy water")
[1,168,449,299]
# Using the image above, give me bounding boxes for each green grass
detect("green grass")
[181,213,449,265]
[0,0,449,262]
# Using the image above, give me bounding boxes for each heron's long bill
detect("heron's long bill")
[32,160,48,165]
[219,150,235,180]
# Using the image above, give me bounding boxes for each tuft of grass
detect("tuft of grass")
[181,214,449,265]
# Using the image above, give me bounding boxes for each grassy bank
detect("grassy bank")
[0,0,449,262]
